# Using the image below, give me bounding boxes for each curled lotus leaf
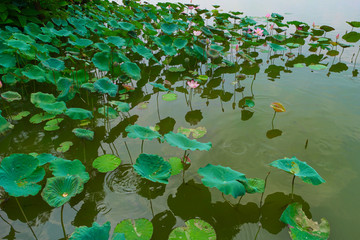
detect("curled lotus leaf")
[164,131,212,151]
[72,128,94,141]
[168,157,183,176]
[281,203,330,240]
[41,175,82,207]
[149,82,170,92]
[70,221,111,240]
[114,218,153,240]
[269,157,325,185]
[94,77,118,97]
[65,108,93,120]
[0,154,45,197]
[198,164,247,198]
[133,154,171,184]
[93,154,122,173]
[270,102,286,112]
[125,124,161,140]
[1,91,21,102]
[169,219,216,240]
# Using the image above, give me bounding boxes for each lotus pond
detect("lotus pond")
[0,0,360,239]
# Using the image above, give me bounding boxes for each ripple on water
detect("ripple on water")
[105,164,140,194]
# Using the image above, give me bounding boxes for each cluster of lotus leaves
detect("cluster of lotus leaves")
[269,157,325,185]
[125,124,161,140]
[164,131,212,151]
[169,219,216,240]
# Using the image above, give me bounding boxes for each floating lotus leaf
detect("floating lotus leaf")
[92,51,110,71]
[49,158,89,187]
[168,157,183,176]
[149,82,169,92]
[38,101,67,115]
[31,92,56,106]
[162,93,177,101]
[42,58,65,71]
[1,91,21,102]
[177,127,207,139]
[133,154,171,184]
[93,154,122,173]
[0,154,45,197]
[114,218,153,240]
[72,128,94,141]
[281,203,330,240]
[12,111,30,121]
[98,106,119,119]
[0,53,16,68]
[269,157,325,185]
[164,132,212,151]
[109,101,130,112]
[168,66,185,72]
[65,108,93,120]
[94,78,118,97]
[121,62,141,80]
[46,118,64,126]
[309,64,327,70]
[44,125,60,131]
[30,113,56,124]
[294,63,305,68]
[56,141,73,153]
[70,222,111,240]
[22,65,46,82]
[161,23,178,35]
[125,124,161,140]
[41,175,82,207]
[169,219,216,240]
[36,153,58,166]
[198,164,247,198]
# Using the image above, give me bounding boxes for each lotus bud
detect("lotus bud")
[0,81,2,88]
[206,38,210,44]
[336,33,340,40]
[312,22,315,28]
[236,44,239,52]
[266,13,271,19]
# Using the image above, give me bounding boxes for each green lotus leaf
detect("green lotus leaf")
[49,158,90,186]
[65,108,93,120]
[177,127,207,139]
[31,92,56,106]
[0,154,45,197]
[70,221,111,240]
[114,218,153,240]
[69,38,93,48]
[168,66,185,72]
[0,111,13,134]
[105,36,126,48]
[36,153,58,166]
[125,124,161,140]
[241,178,265,194]
[112,233,126,240]
[197,75,208,81]
[149,82,169,92]
[0,53,16,68]
[22,65,46,82]
[198,164,247,198]
[109,101,130,112]
[1,91,21,102]
[24,22,42,37]
[38,101,67,115]
[169,219,216,240]
[342,31,360,43]
[81,83,96,92]
[56,141,74,153]
[281,203,330,240]
[12,111,30,120]
[56,77,77,102]
[168,157,183,176]
[118,22,136,31]
[269,157,325,185]
[162,93,177,101]
[30,113,56,124]
[294,63,305,68]
[309,64,327,70]
[121,62,141,80]
[94,43,111,51]
[162,45,177,56]
[94,77,118,97]
[132,45,156,60]
[46,118,64,126]
[93,154,121,173]
[41,175,82,207]
[72,128,94,141]
[161,23,178,35]
[42,58,65,71]
[269,43,287,52]
[98,106,119,119]
[346,21,360,28]
[211,44,224,52]
[92,51,110,71]
[173,38,188,49]
[245,99,255,108]
[44,125,60,131]
[164,132,212,151]
[7,39,30,51]
[133,154,171,184]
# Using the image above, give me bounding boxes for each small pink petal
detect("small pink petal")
[193,30,202,36]
[0,81,2,88]
[266,13,271,18]
[336,33,340,39]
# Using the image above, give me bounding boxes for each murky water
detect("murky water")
[1,0,360,239]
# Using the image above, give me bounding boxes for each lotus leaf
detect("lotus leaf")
[41,175,82,207]
[31,92,56,106]
[0,154,45,197]
[94,78,118,97]
[242,178,265,194]
[70,222,111,240]
[0,111,13,134]
[105,36,126,48]
[164,132,212,151]
[173,38,188,49]
[38,101,67,115]
[281,203,330,240]
[162,93,177,101]
[36,153,58,166]
[168,66,185,72]
[198,164,247,198]
[30,113,56,124]
[49,158,89,186]
[42,58,65,71]
[125,124,161,140]
[109,101,130,112]
[12,111,30,120]
[92,51,110,71]
[245,99,255,108]
[149,82,169,92]
[269,157,325,185]
[168,157,183,176]
[44,125,60,131]
[133,154,171,184]
[93,154,122,173]
[69,38,93,48]
[114,218,153,240]
[72,128,94,141]
[0,53,16,68]
[169,219,216,240]
[177,127,207,139]
[1,91,21,102]
[121,62,141,80]
[98,106,119,119]
[81,83,96,92]
[161,23,178,35]
[65,108,93,120]
[342,31,360,43]
[309,64,327,70]
[46,118,64,126]
[56,141,74,153]
[22,65,46,82]
[7,39,30,51]
[269,43,287,51]
[57,77,77,102]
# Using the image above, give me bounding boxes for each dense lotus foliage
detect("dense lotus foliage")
[1,0,359,238]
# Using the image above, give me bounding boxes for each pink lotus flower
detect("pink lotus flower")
[312,22,315,28]
[270,24,274,30]
[187,80,200,88]
[122,84,135,91]
[247,28,252,33]
[296,26,303,31]
[266,13,271,19]
[0,81,2,88]
[254,28,264,36]
[188,6,194,10]
[193,30,202,36]
[206,38,210,44]
[196,6,200,9]
[336,33,340,40]
[167,5,171,9]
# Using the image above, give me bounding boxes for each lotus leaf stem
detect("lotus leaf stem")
[271,111,277,129]
[61,205,67,240]
[141,140,144,153]
[291,175,296,199]
[222,193,235,207]
[15,197,38,240]
[124,141,133,164]
[259,172,271,208]
[237,195,244,205]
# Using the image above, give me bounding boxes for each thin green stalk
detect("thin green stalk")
[61,205,67,240]
[141,140,144,153]
[271,111,277,129]
[291,175,296,199]
[237,195,244,205]
[259,172,271,208]
[156,92,160,121]
[15,197,38,240]
[124,141,133,164]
